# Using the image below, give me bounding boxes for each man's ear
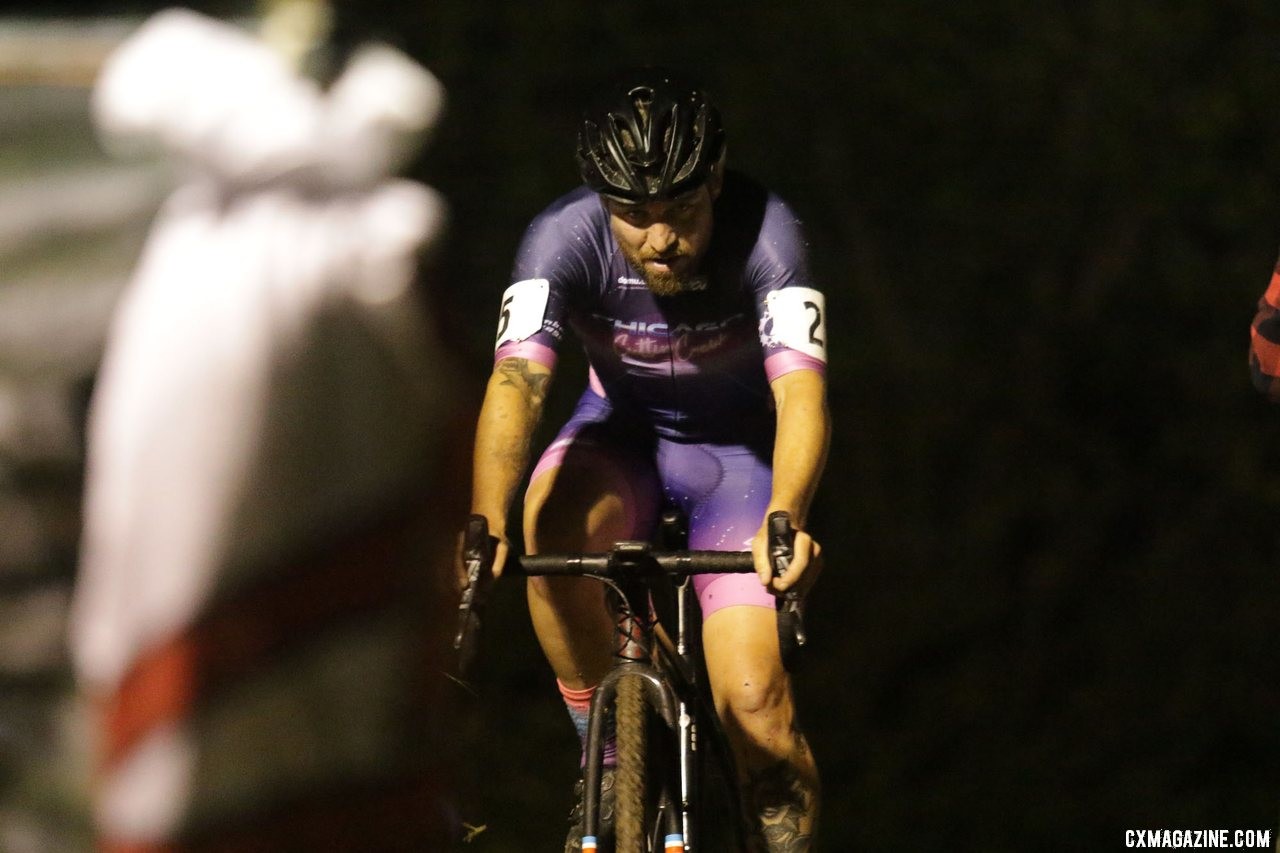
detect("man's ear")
[708,148,727,200]
[708,167,724,201]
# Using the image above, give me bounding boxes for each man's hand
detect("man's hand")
[453,515,506,673]
[489,538,510,580]
[751,517,822,596]
[454,518,509,592]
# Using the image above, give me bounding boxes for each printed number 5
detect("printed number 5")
[804,301,824,347]
[496,295,514,342]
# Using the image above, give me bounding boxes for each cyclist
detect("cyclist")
[466,68,829,850]
[1251,256,1280,400]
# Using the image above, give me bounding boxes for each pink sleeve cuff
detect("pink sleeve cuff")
[764,351,827,382]
[495,341,558,370]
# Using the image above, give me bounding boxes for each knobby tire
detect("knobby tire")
[614,672,648,853]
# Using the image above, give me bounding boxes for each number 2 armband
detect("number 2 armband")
[758,286,828,381]
[493,278,557,368]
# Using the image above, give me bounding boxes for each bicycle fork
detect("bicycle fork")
[582,660,685,851]
[579,510,702,853]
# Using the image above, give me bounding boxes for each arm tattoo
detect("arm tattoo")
[743,760,816,852]
[496,358,550,407]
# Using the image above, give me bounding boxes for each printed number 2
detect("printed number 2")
[804,301,824,347]
[496,295,514,342]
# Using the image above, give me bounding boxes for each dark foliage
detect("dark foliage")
[49,0,1273,847]
[399,3,1280,849]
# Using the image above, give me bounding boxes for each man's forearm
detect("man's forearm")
[768,370,830,529]
[470,357,552,537]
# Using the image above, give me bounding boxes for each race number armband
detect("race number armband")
[760,287,827,381]
[494,278,549,348]
[760,286,827,365]
[494,278,557,368]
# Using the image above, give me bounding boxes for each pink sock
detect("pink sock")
[558,679,616,767]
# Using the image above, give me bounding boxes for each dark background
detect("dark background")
[34,1,1280,848]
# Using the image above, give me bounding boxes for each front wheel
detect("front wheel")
[613,671,649,853]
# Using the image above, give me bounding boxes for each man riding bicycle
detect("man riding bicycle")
[465,68,829,850]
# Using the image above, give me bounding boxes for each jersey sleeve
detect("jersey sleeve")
[749,195,829,382]
[1250,255,1280,401]
[492,192,597,369]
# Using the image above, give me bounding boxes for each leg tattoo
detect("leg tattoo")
[743,759,817,852]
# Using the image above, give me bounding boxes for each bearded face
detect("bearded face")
[615,235,708,296]
[604,182,718,297]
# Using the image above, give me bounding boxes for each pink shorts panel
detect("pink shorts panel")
[694,570,776,617]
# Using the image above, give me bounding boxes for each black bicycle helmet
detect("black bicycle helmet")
[576,69,725,202]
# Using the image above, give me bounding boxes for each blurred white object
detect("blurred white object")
[91,7,444,189]
[70,7,460,846]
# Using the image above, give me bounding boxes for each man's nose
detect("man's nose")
[646,223,678,254]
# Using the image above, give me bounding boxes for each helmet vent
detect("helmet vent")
[629,86,655,126]
[671,104,707,185]
[618,127,637,156]
[576,70,723,201]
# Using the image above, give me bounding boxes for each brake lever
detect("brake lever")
[454,514,497,676]
[768,511,807,668]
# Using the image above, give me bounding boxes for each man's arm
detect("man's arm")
[752,368,830,592]
[470,357,553,577]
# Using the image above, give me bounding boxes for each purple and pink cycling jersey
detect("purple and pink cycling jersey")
[495,171,827,615]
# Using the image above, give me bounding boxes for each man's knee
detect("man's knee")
[703,606,799,748]
[718,672,793,731]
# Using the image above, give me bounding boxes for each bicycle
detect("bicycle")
[455,508,806,853]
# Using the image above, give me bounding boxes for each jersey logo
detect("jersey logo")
[598,314,748,367]
[495,279,549,348]
[758,287,827,361]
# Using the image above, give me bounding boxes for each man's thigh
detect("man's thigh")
[524,395,661,551]
[701,603,789,717]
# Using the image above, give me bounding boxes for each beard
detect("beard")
[620,242,707,297]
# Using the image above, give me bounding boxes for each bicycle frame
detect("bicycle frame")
[578,512,742,853]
